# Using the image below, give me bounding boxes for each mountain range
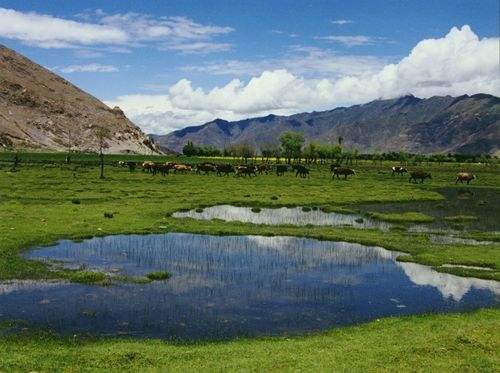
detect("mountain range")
[154,94,500,155]
[0,44,157,154]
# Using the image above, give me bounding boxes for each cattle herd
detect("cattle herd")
[117,161,476,184]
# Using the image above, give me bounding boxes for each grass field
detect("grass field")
[0,152,499,371]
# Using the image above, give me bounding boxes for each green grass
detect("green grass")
[369,211,435,223]
[0,153,499,370]
[146,271,171,281]
[0,309,498,372]
[445,215,479,222]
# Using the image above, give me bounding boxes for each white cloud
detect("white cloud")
[181,46,389,78]
[331,19,353,25]
[58,63,119,73]
[315,35,378,46]
[107,26,500,135]
[161,41,232,54]
[0,8,233,52]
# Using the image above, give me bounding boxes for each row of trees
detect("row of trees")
[182,131,497,165]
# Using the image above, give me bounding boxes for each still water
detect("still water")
[173,205,390,230]
[0,233,498,340]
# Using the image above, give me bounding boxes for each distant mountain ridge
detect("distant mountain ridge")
[155,94,500,155]
[0,44,158,153]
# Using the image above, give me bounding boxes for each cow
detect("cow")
[174,164,192,173]
[332,167,356,180]
[276,164,288,176]
[391,166,408,176]
[409,170,432,183]
[292,164,310,178]
[142,161,155,173]
[456,172,476,184]
[236,165,257,177]
[330,163,342,172]
[216,163,235,176]
[257,164,272,174]
[196,162,217,175]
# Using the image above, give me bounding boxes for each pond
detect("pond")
[173,205,390,230]
[0,233,498,341]
[357,187,500,233]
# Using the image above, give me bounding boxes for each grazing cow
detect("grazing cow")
[330,163,341,172]
[216,163,235,176]
[292,164,310,178]
[276,164,288,176]
[174,164,192,173]
[332,167,356,180]
[456,172,476,184]
[236,165,257,177]
[196,162,217,175]
[409,170,431,183]
[257,164,272,174]
[142,161,155,173]
[391,166,408,176]
[125,161,137,172]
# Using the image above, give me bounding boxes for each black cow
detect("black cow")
[292,164,310,178]
[216,163,235,176]
[409,170,432,183]
[276,164,288,176]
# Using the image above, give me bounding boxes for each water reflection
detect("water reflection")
[173,205,390,230]
[0,233,497,341]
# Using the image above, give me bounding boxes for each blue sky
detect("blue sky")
[0,0,499,134]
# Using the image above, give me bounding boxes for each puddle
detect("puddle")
[356,187,500,233]
[0,233,498,341]
[441,264,494,272]
[429,235,494,246]
[173,205,390,230]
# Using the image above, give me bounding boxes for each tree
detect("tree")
[94,126,110,179]
[279,131,304,163]
[183,141,197,156]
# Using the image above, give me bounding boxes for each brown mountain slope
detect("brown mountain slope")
[0,44,157,154]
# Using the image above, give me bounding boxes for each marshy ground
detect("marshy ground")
[0,153,498,371]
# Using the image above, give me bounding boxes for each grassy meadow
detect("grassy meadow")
[0,151,499,371]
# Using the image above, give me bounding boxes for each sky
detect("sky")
[0,0,499,134]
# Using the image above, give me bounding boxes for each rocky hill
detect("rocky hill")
[156,94,500,155]
[0,44,158,154]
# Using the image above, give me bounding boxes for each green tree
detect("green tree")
[279,131,304,163]
[183,141,197,156]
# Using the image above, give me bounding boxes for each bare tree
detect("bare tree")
[94,126,110,179]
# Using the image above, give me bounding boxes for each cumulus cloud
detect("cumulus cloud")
[107,26,499,134]
[58,63,118,73]
[0,8,232,52]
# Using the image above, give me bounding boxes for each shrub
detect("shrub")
[104,212,114,218]
[302,206,312,212]
[71,198,81,205]
[195,208,204,213]
[251,207,262,213]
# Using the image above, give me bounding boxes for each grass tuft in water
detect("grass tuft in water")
[146,271,171,281]
[444,215,478,222]
[251,207,262,213]
[66,271,108,285]
[369,211,435,223]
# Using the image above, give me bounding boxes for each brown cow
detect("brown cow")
[142,161,155,173]
[236,165,257,177]
[174,164,192,173]
[456,172,475,184]
[409,170,431,183]
[332,167,356,180]
[257,164,272,174]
